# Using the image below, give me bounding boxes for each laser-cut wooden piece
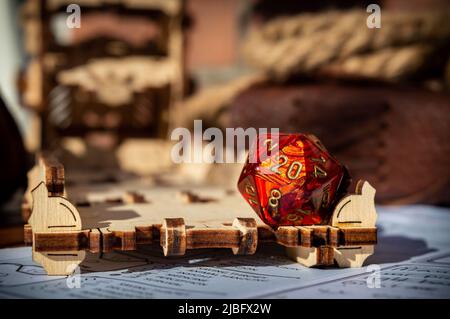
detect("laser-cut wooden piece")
[26,155,377,275]
[19,0,185,146]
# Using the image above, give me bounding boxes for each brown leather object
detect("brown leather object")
[230,82,450,205]
[0,95,28,206]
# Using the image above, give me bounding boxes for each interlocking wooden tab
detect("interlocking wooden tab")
[34,230,90,252]
[161,218,186,256]
[232,218,258,255]
[276,226,298,246]
[88,229,101,253]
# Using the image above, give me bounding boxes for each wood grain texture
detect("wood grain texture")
[276,226,298,247]
[113,230,137,251]
[317,246,335,266]
[23,154,65,222]
[99,228,113,253]
[42,156,65,196]
[135,225,153,244]
[231,218,258,255]
[297,226,313,247]
[24,224,33,245]
[88,229,101,253]
[186,227,240,249]
[161,218,186,256]
[34,230,89,252]
[339,227,377,245]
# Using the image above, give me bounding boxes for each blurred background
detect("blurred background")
[0,0,449,245]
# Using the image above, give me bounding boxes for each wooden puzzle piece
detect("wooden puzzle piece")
[284,180,378,268]
[25,155,378,275]
[29,182,81,232]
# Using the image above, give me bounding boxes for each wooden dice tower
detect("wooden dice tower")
[24,155,377,275]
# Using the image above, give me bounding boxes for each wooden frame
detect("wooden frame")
[24,155,377,275]
[19,0,185,143]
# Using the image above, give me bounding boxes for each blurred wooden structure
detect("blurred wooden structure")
[19,0,185,148]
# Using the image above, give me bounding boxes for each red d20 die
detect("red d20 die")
[238,133,349,228]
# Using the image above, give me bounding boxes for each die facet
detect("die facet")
[238,133,349,228]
